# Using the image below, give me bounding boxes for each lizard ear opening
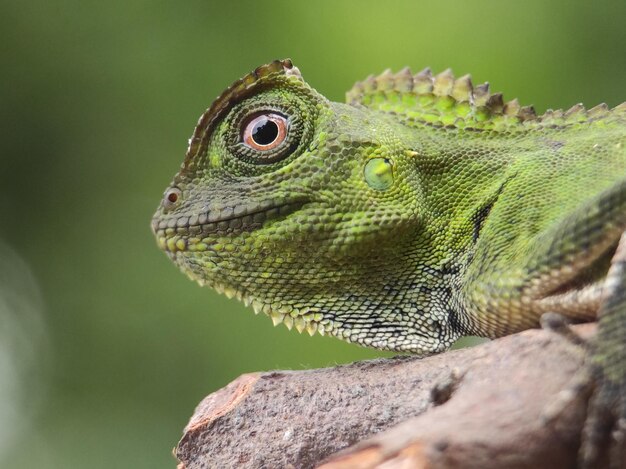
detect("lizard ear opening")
[364,158,394,191]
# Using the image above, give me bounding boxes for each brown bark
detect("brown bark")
[175,325,595,469]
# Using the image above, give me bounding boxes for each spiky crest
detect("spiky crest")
[346,67,623,130]
[183,62,625,167]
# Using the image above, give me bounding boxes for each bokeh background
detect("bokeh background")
[1,0,625,467]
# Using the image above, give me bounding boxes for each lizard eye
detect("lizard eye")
[242,113,288,151]
[228,102,308,166]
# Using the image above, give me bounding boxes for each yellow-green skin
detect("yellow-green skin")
[153,59,626,464]
[152,59,624,354]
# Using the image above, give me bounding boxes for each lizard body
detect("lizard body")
[152,60,625,465]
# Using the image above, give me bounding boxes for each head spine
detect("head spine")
[184,59,300,168]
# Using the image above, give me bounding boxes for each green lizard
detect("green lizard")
[152,59,625,466]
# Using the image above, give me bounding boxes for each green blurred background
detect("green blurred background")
[1,0,624,467]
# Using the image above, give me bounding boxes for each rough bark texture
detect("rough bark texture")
[175,325,595,469]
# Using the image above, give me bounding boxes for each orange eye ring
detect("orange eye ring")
[242,113,288,151]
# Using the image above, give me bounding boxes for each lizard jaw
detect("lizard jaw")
[247,299,330,337]
[202,280,331,337]
[152,200,306,253]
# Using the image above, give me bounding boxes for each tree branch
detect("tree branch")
[175,325,594,469]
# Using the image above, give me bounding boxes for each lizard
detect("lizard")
[151,59,625,467]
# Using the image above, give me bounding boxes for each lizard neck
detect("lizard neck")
[396,123,521,335]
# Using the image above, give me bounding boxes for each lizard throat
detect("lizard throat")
[152,201,305,253]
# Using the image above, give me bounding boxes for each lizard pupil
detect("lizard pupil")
[242,112,288,151]
[252,118,279,146]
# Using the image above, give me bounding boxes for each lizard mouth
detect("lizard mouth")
[152,200,306,252]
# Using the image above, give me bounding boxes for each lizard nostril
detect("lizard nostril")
[164,187,182,209]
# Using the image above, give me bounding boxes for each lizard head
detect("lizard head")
[152,59,457,354]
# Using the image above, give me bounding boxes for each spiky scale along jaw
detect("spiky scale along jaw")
[152,59,626,355]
